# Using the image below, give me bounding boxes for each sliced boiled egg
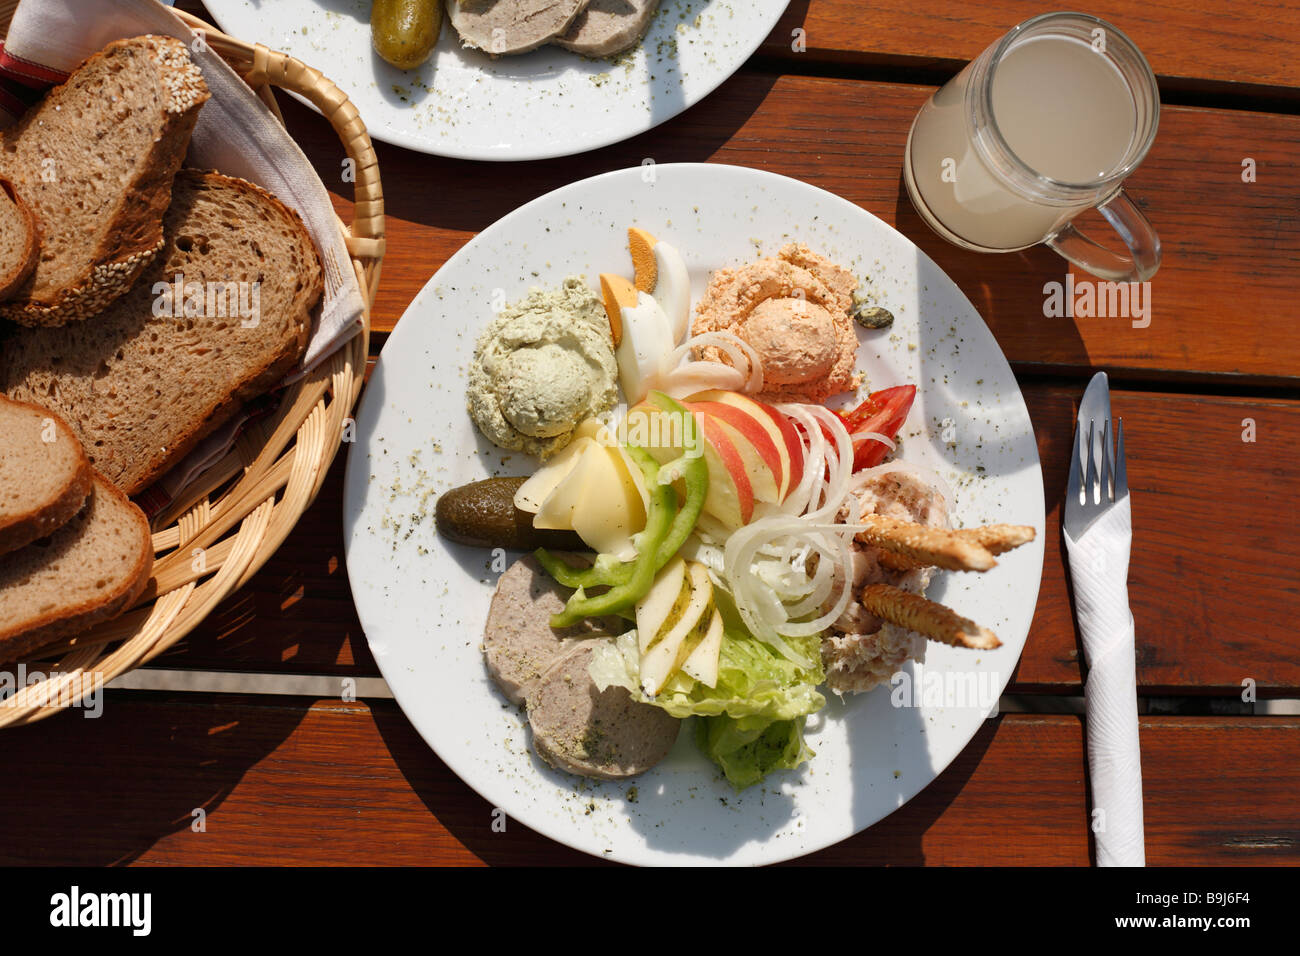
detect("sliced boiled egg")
[628,228,691,344]
[613,290,675,405]
[651,241,691,344]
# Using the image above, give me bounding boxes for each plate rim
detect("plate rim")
[342,161,1046,864]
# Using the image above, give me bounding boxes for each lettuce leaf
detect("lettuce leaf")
[590,628,825,723]
[588,606,826,789]
[696,715,814,790]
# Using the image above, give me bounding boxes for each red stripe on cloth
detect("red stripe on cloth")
[0,41,68,88]
[133,484,173,521]
[0,83,30,119]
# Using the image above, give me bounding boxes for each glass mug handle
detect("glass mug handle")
[1046,188,1161,282]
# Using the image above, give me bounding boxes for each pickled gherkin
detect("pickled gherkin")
[371,0,441,70]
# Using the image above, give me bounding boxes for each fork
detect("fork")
[1062,371,1145,866]
[1065,413,1128,535]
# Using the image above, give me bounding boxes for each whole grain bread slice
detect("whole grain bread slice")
[0,473,153,662]
[0,35,209,326]
[0,395,93,556]
[0,179,38,300]
[1,168,324,495]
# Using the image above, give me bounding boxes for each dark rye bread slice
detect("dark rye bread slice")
[0,179,38,300]
[0,473,152,662]
[0,396,93,556]
[1,169,323,495]
[0,35,209,326]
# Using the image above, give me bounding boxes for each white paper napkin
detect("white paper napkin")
[1063,496,1146,867]
[0,0,367,510]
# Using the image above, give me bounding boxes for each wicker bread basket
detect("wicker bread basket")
[0,6,383,726]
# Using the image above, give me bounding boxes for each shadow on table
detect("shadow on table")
[277,65,780,241]
[792,713,1000,865]
[370,704,608,866]
[153,459,370,675]
[0,694,314,865]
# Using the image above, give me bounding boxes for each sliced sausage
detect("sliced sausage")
[553,0,660,58]
[483,553,617,706]
[448,0,588,56]
[527,639,680,779]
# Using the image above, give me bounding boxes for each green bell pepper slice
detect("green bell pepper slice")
[538,396,710,623]
[544,443,674,627]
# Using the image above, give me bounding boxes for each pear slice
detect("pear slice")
[681,608,724,688]
[640,562,713,696]
[635,556,686,654]
[600,272,638,347]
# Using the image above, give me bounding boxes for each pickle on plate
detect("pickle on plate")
[435,476,585,551]
[371,0,442,70]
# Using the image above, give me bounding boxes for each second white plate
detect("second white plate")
[203,0,791,160]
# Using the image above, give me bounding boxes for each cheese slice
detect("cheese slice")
[514,434,593,514]
[532,441,596,532]
[570,442,646,560]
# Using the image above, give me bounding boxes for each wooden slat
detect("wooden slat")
[765,0,1300,97]
[0,698,1294,865]
[283,73,1300,385]
[1015,385,1300,694]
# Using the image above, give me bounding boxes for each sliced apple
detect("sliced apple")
[688,400,783,503]
[640,562,713,696]
[681,607,724,688]
[600,272,638,347]
[694,414,754,528]
[628,227,658,292]
[638,393,752,529]
[635,556,686,655]
[689,389,804,501]
[758,402,806,497]
[627,395,703,465]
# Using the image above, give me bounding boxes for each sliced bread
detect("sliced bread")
[0,396,93,556]
[0,35,210,326]
[1,168,324,495]
[0,178,38,300]
[0,473,153,662]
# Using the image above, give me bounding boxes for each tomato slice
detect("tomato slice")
[838,384,916,470]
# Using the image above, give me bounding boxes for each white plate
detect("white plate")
[201,0,790,160]
[342,163,1045,865]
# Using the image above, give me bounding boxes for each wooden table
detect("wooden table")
[3,0,1298,866]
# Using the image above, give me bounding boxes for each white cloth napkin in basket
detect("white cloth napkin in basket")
[0,0,367,510]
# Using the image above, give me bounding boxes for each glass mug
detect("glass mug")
[903,11,1161,282]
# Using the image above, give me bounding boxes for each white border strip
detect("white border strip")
[105,669,393,699]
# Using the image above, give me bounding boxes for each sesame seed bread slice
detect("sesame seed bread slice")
[0,179,38,301]
[0,35,210,327]
[0,473,153,662]
[0,396,93,557]
[1,169,324,495]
